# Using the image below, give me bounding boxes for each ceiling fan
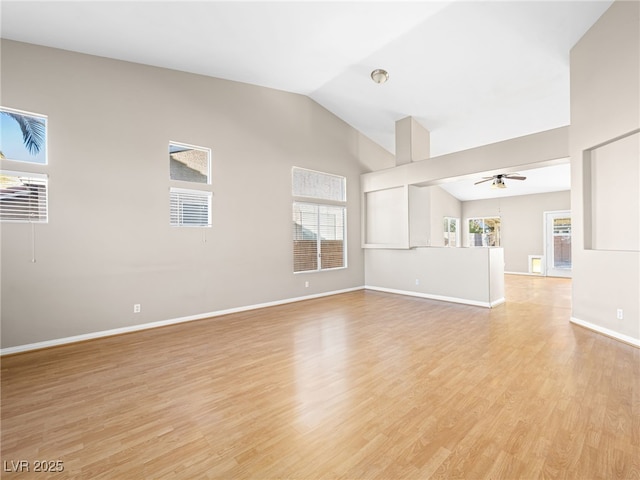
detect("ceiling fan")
[474,173,527,189]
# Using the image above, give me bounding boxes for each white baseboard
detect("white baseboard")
[364,285,500,308]
[490,297,506,308]
[570,317,640,348]
[0,286,365,356]
[504,271,543,276]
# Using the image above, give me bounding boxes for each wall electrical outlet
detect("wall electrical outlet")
[415,279,420,286]
[305,281,309,288]
[616,308,623,320]
[134,304,141,313]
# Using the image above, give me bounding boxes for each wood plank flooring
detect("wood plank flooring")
[1,275,639,479]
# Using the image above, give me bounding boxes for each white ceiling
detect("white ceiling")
[1,1,610,198]
[438,162,571,202]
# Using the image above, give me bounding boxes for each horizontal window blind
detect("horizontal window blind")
[170,187,211,227]
[292,167,346,202]
[0,171,48,222]
[319,205,345,269]
[293,202,345,272]
[293,203,319,272]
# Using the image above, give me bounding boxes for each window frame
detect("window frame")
[0,170,49,223]
[443,216,459,247]
[292,167,347,273]
[467,216,501,247]
[168,141,212,228]
[0,107,48,165]
[293,201,347,273]
[292,166,346,203]
[169,141,211,185]
[169,187,212,228]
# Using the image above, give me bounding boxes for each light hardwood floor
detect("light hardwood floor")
[1,275,638,479]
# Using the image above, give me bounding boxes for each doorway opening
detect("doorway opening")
[544,210,572,278]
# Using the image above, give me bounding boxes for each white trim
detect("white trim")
[361,243,411,249]
[364,285,504,309]
[0,287,364,356]
[528,255,544,275]
[570,317,640,348]
[504,271,542,276]
[0,169,48,180]
[490,298,506,308]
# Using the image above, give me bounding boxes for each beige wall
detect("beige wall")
[462,191,571,273]
[0,40,387,349]
[570,0,640,343]
[365,246,504,307]
[429,186,462,247]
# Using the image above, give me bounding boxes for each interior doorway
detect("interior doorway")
[544,210,572,278]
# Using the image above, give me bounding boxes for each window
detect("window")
[292,167,346,272]
[468,217,501,247]
[292,167,346,202]
[1,107,47,164]
[169,142,210,183]
[170,188,211,227]
[293,203,345,272]
[0,171,48,223]
[443,217,459,247]
[169,142,211,227]
[1,108,49,222]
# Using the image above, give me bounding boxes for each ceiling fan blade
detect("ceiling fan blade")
[506,176,527,181]
[474,178,494,185]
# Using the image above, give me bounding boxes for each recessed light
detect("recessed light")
[371,69,389,84]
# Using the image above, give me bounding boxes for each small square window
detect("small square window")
[1,107,47,165]
[169,142,210,184]
[468,217,501,247]
[170,188,211,227]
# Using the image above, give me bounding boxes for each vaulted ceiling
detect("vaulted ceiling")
[1,1,613,198]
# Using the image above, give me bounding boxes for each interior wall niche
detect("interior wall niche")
[583,129,640,251]
[364,186,408,247]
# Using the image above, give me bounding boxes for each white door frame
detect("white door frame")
[543,210,572,278]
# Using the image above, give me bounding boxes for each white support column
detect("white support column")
[395,116,430,165]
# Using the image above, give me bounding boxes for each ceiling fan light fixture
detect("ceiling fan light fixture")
[371,68,389,84]
[491,178,507,189]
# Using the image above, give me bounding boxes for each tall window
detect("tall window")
[292,167,346,272]
[1,107,48,223]
[169,142,211,227]
[468,217,501,247]
[443,217,459,247]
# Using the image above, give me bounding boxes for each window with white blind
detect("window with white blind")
[292,167,346,202]
[170,188,211,227]
[292,167,346,272]
[0,171,48,223]
[168,142,212,227]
